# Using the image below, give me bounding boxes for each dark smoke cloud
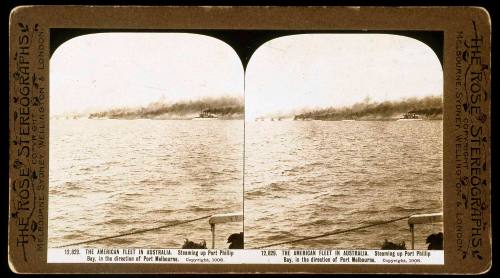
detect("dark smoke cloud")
[294,95,443,121]
[89,96,244,119]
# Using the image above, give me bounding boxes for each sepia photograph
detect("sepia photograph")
[244,34,444,250]
[8,5,492,274]
[48,31,444,251]
[49,32,244,249]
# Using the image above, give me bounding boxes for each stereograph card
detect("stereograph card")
[8,6,491,274]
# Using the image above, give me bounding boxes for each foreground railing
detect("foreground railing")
[56,211,441,250]
[408,213,443,249]
[208,213,243,249]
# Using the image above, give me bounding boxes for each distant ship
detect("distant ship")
[397,112,422,121]
[192,110,218,120]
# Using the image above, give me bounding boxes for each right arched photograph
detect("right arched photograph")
[244,34,444,250]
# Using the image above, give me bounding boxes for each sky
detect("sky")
[50,33,244,116]
[51,33,443,119]
[245,34,443,120]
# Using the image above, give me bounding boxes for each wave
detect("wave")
[63,181,82,190]
[80,165,109,172]
[101,218,131,225]
[188,206,218,213]
[139,178,158,184]
[91,188,114,194]
[390,206,422,213]
[124,192,143,197]
[106,237,136,245]
[265,231,296,241]
[267,182,287,191]
[49,188,65,195]
[298,219,336,227]
[356,209,387,216]
[103,161,120,166]
[147,208,175,214]
[302,238,340,246]
[62,233,85,240]
[245,190,266,198]
[282,162,325,176]
[245,182,288,199]
[114,203,137,210]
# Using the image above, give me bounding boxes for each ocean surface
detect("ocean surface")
[245,120,443,249]
[49,119,243,248]
[49,119,442,250]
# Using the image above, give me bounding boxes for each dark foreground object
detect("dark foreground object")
[227,232,244,249]
[381,240,406,250]
[380,232,444,250]
[426,232,443,250]
[182,239,207,249]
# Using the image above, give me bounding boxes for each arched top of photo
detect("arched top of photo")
[245,33,443,122]
[50,32,244,120]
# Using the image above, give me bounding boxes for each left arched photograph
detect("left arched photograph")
[49,32,244,249]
